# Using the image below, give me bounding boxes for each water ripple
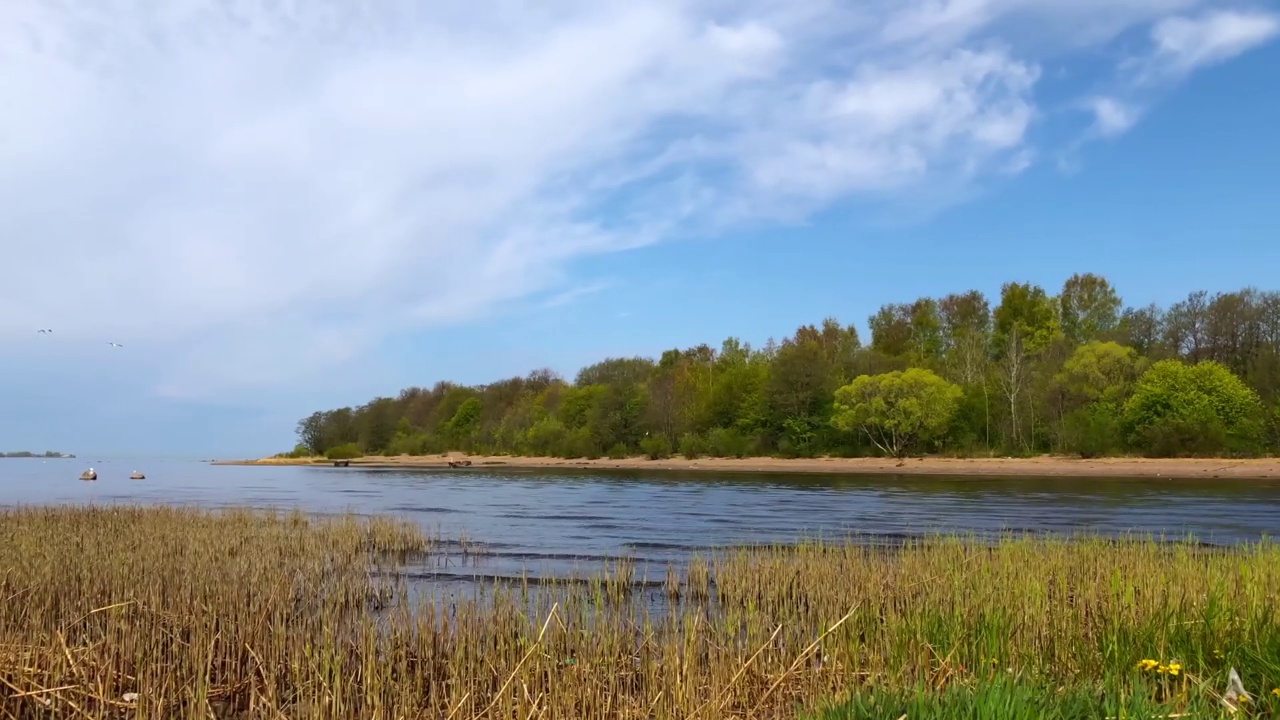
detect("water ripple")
[3,458,1278,578]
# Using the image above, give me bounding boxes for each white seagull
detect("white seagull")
[107,342,124,348]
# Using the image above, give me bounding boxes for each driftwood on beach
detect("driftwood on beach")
[447,459,473,468]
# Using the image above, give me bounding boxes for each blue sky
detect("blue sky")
[1,0,1278,457]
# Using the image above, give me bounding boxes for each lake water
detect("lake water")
[3,457,1278,585]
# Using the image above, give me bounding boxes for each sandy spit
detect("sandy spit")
[212,454,1280,480]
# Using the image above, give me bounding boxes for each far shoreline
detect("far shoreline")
[212,453,1280,480]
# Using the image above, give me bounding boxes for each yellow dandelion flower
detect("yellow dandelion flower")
[1166,663,1181,676]
[1137,659,1159,671]
[1157,664,1169,674]
[1271,688,1280,697]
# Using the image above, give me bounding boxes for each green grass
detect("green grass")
[810,674,1280,719]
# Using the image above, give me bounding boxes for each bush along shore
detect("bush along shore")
[3,506,1279,719]
[286,277,1280,464]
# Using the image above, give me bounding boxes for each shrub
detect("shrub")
[678,433,707,459]
[324,443,362,460]
[273,444,312,459]
[1062,403,1123,458]
[639,435,672,460]
[1123,360,1264,456]
[524,418,567,457]
[559,428,598,459]
[606,444,630,460]
[706,428,749,458]
[387,432,437,456]
[1137,415,1227,458]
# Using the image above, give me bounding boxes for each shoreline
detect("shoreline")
[213,453,1280,479]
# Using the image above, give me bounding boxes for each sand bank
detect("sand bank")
[214,454,1280,479]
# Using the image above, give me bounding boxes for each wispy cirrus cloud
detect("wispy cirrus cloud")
[1146,9,1280,77]
[0,0,1274,405]
[1076,8,1279,140]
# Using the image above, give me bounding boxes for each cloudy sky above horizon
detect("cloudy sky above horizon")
[2,0,1278,456]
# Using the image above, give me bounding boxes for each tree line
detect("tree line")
[291,274,1280,461]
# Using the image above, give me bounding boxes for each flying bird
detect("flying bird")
[107,342,123,348]
[37,329,52,333]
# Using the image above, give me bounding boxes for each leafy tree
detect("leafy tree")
[296,411,328,454]
[1054,342,1142,409]
[869,304,913,358]
[575,357,654,387]
[766,338,835,455]
[289,277,1280,462]
[445,397,483,445]
[938,290,991,384]
[1051,341,1142,457]
[1123,360,1265,456]
[1115,304,1167,358]
[994,282,1061,450]
[994,282,1060,354]
[831,369,963,458]
[1059,273,1121,345]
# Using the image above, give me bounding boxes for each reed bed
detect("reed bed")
[2,507,1278,720]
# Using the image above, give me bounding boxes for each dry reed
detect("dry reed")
[2,507,1278,720]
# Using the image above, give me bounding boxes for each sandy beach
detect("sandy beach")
[214,453,1280,479]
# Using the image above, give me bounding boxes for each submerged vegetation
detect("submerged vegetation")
[2,506,1279,718]
[292,276,1280,461]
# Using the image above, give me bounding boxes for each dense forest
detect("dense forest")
[291,274,1280,461]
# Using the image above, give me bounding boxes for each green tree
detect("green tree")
[1052,342,1141,457]
[994,282,1060,353]
[1059,273,1121,345]
[294,277,1280,461]
[869,304,912,358]
[445,397,483,447]
[1054,342,1142,409]
[766,338,835,456]
[831,369,963,458]
[575,357,654,387]
[1123,359,1265,456]
[994,282,1061,450]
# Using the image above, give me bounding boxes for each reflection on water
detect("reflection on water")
[2,457,1278,588]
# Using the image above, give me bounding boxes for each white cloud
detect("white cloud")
[1077,7,1278,142]
[1086,96,1142,137]
[1149,9,1280,76]
[739,47,1038,208]
[0,0,1274,402]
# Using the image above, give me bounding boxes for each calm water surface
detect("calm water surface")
[3,457,1278,584]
